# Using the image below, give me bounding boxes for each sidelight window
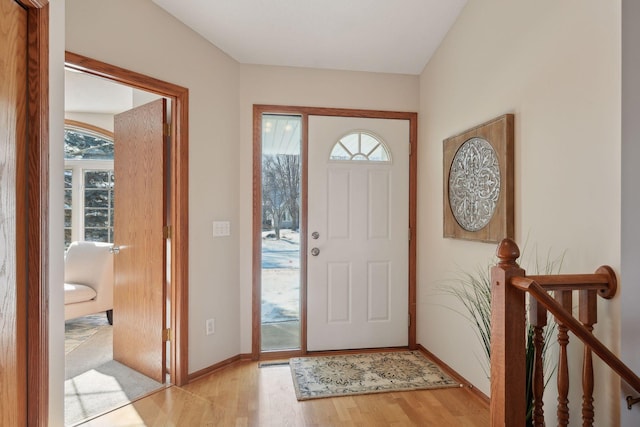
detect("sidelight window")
[260,113,302,352]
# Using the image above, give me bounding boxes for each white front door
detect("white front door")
[307,116,410,351]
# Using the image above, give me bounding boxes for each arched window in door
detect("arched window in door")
[64,121,115,248]
[329,131,392,162]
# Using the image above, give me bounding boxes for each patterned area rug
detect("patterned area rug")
[289,351,460,400]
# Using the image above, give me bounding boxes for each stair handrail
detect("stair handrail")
[490,238,640,426]
[510,276,640,393]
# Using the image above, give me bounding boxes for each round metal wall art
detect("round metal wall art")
[448,137,501,232]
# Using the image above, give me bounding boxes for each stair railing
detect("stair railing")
[490,238,640,427]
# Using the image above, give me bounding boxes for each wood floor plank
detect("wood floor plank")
[80,360,488,426]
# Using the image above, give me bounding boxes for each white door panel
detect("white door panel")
[307,116,409,351]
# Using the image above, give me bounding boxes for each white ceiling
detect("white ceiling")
[65,70,164,115]
[65,69,134,114]
[151,0,467,75]
[65,1,467,114]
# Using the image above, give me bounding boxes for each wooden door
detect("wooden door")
[0,0,28,424]
[113,99,167,383]
[307,116,410,351]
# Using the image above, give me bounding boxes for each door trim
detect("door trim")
[64,51,190,386]
[252,105,418,359]
[21,1,50,425]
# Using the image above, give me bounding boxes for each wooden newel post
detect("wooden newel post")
[491,238,527,426]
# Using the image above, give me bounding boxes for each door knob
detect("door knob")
[110,246,120,254]
[311,247,320,256]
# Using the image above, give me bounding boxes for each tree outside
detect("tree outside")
[262,154,300,239]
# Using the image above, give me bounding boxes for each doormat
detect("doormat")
[259,360,290,368]
[289,351,460,400]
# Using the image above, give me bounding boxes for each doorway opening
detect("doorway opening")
[64,51,189,422]
[63,72,169,424]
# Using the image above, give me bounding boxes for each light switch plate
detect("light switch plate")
[213,221,231,237]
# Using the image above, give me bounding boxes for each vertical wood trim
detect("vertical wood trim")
[64,52,190,386]
[251,105,417,358]
[251,106,263,359]
[408,112,417,349]
[299,113,309,354]
[172,86,189,386]
[24,1,49,425]
[1,0,29,424]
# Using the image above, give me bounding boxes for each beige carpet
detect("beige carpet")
[290,351,460,400]
[65,315,163,426]
[65,313,110,355]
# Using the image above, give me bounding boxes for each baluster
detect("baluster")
[556,290,572,427]
[579,290,597,427]
[530,299,547,427]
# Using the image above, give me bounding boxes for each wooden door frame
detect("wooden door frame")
[64,52,190,386]
[252,105,418,359]
[18,1,50,425]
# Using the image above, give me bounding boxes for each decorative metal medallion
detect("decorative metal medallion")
[448,137,501,231]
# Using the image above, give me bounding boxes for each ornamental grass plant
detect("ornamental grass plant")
[442,244,565,426]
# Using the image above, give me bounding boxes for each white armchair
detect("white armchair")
[64,241,114,324]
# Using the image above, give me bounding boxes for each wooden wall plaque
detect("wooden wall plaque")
[443,114,514,243]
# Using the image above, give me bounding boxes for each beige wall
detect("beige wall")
[65,0,241,382]
[237,65,419,353]
[418,0,621,424]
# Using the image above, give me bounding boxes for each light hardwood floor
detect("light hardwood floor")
[79,360,489,426]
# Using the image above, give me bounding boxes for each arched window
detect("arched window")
[64,121,115,248]
[329,131,391,162]
[64,124,114,160]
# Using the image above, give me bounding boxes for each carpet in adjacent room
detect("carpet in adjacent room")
[65,315,163,426]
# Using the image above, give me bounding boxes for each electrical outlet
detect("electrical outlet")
[206,318,215,335]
